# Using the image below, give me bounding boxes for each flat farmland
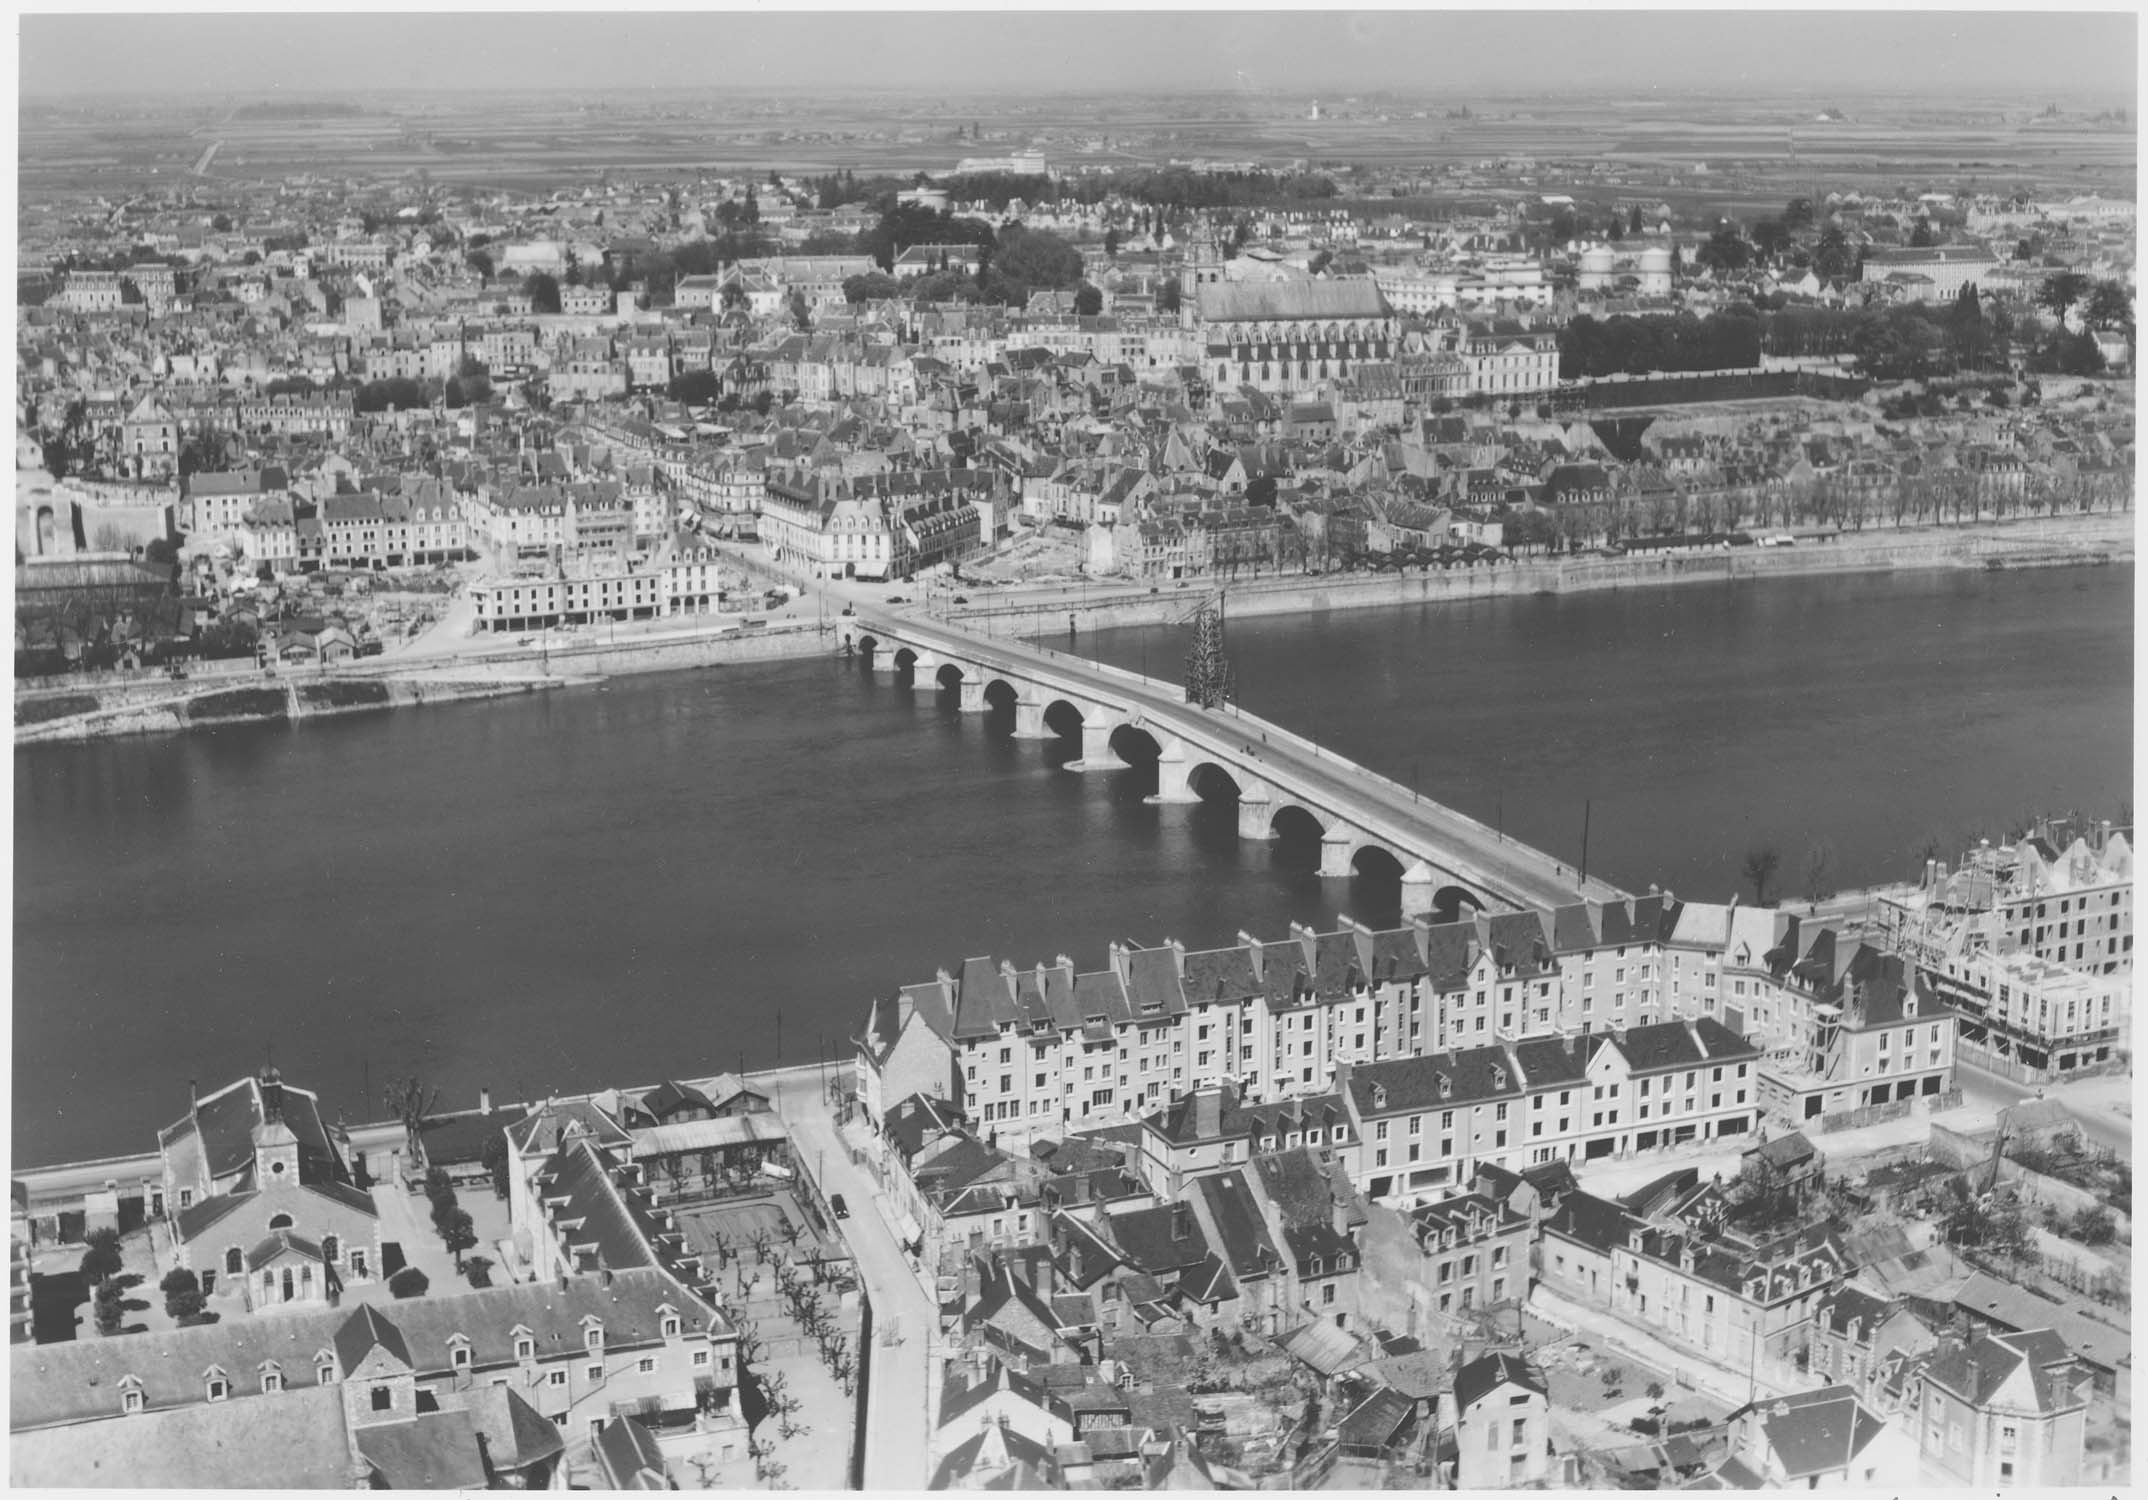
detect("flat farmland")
[17,89,2135,198]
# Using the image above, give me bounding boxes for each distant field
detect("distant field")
[16,91,2136,201]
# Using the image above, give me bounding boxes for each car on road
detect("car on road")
[830,1193,849,1220]
[952,595,969,604]
[885,594,907,604]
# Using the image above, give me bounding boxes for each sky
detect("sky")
[18,8,2140,102]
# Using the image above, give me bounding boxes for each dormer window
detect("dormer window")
[316,1357,337,1385]
[451,1341,472,1369]
[123,1387,145,1413]
[660,1314,682,1339]
[585,1325,604,1353]
[206,1376,229,1402]
[261,1364,284,1394]
[515,1336,535,1362]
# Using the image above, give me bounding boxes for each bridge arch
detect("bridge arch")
[1269,802,1331,843]
[1185,760,1245,805]
[1349,842,1408,882]
[933,661,967,692]
[1109,723,1164,765]
[1430,884,1489,924]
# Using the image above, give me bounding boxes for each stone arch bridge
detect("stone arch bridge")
[847,613,1627,918]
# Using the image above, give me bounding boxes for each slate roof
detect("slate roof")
[1454,1350,1543,1411]
[1742,1385,1886,1479]
[354,1409,492,1490]
[9,1384,357,1489]
[1921,1328,2084,1414]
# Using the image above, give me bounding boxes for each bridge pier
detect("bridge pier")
[956,678,988,713]
[1400,861,1438,919]
[906,649,940,677]
[1145,739,1200,804]
[1065,722,1126,772]
[867,647,901,674]
[1318,832,1358,880]
[1011,699,1054,740]
[1236,787,1274,841]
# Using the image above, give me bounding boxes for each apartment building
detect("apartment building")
[854,898,1777,1160]
[1925,946,2128,1080]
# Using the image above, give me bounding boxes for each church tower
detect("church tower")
[252,1066,302,1186]
[1178,238,1223,332]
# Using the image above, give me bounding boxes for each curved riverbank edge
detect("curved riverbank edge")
[951,513,2135,633]
[14,515,2130,747]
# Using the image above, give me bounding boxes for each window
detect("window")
[692,1350,711,1368]
[206,1378,229,1402]
[515,1337,535,1361]
[123,1389,145,1414]
[452,1344,471,1369]
[262,1369,284,1394]
[371,1387,394,1412]
[586,1328,603,1352]
[639,1357,657,1375]
[587,1364,604,1383]
[548,1369,569,1388]
[660,1315,682,1339]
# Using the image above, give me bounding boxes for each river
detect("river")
[13,564,2131,1164]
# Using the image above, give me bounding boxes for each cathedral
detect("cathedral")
[1182,244,1399,396]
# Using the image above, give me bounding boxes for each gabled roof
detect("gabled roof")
[1740,1385,1886,1479]
[333,1302,412,1376]
[1454,1350,1544,1410]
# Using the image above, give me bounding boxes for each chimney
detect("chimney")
[1238,931,1264,980]
[189,1078,198,1109]
[1194,1086,1224,1140]
[480,1086,493,1115]
[1056,955,1076,985]
[1173,1202,1192,1241]
[897,990,915,1031]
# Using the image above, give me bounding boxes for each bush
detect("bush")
[80,1226,123,1285]
[159,1267,205,1321]
[388,1267,429,1299]
[464,1256,495,1289]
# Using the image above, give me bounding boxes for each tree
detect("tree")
[1158,280,1181,316]
[479,1133,510,1199]
[1784,197,1814,230]
[1742,847,1782,907]
[1629,204,1645,235]
[2036,270,2091,327]
[1698,225,1752,274]
[463,1255,495,1289]
[1073,283,1103,317]
[669,369,723,404]
[160,1267,205,1321]
[2083,280,2133,333]
[1813,226,1853,281]
[1802,841,1836,905]
[383,1077,438,1174]
[93,1279,126,1336]
[842,271,900,304]
[525,272,562,315]
[437,1207,478,1267]
[465,249,493,281]
[80,1226,123,1285]
[1751,218,1791,265]
[788,288,810,330]
[388,1266,430,1299]
[1909,220,1935,248]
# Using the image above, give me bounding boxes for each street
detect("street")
[1957,1063,2132,1158]
[760,1068,939,1491]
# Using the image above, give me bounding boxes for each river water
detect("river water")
[14,565,2131,1163]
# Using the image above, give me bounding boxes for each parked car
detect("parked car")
[885,594,907,604]
[952,595,969,604]
[830,1193,849,1220]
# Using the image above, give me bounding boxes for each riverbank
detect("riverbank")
[14,616,836,746]
[943,511,2135,633]
[15,512,2129,746]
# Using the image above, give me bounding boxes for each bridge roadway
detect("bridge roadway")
[851,609,1629,916]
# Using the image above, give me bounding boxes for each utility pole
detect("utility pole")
[1579,798,1592,888]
